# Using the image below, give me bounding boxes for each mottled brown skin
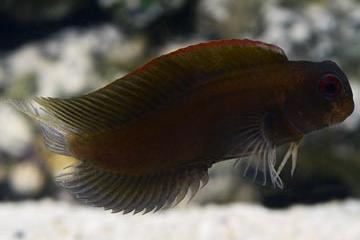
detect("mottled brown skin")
[68,61,354,176]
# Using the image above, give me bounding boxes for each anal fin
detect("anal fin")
[56,162,210,214]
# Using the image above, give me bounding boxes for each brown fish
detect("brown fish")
[6,39,354,214]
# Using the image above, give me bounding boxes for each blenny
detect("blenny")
[6,39,354,214]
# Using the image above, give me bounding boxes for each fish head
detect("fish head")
[316,60,354,125]
[285,60,354,134]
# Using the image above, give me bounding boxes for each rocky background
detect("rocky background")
[0,0,360,239]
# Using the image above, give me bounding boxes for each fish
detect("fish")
[4,39,354,214]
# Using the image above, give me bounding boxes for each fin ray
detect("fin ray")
[224,112,287,188]
[56,162,210,214]
[11,39,287,137]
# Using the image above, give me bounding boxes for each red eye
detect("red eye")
[319,74,342,100]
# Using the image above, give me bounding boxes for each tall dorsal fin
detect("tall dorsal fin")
[10,39,288,136]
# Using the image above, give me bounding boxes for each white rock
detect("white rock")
[199,0,232,22]
[2,24,141,98]
[8,162,45,196]
[0,105,32,157]
[306,5,336,33]
[261,5,298,52]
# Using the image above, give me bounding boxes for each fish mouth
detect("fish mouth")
[328,112,348,126]
[329,114,344,126]
[328,98,355,125]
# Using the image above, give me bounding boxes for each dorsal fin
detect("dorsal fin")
[11,39,288,136]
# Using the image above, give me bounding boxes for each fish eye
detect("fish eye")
[319,74,342,100]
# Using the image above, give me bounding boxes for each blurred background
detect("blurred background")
[0,0,359,239]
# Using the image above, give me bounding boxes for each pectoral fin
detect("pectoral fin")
[222,112,302,188]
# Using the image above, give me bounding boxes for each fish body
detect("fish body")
[7,39,354,213]
[69,63,297,175]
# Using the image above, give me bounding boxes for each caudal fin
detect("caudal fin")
[5,98,71,156]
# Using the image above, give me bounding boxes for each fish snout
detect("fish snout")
[329,98,354,125]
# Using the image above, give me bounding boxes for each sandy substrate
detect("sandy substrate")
[0,199,359,240]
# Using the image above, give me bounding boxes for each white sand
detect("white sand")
[0,199,359,240]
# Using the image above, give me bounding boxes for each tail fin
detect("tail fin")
[5,98,71,156]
